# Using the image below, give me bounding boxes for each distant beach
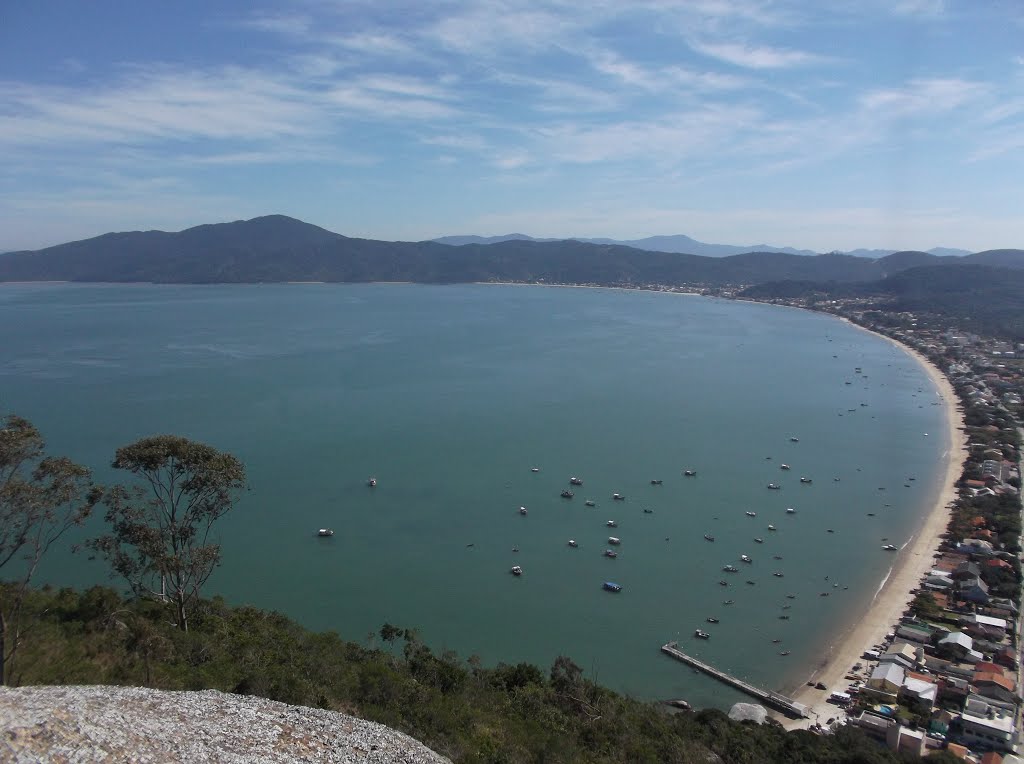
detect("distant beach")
[781,324,967,729]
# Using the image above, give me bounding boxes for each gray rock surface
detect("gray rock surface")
[0,685,451,763]
[727,702,768,724]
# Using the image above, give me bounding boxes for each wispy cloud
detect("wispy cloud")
[891,0,945,18]
[689,40,827,69]
[860,78,987,117]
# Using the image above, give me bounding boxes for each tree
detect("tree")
[88,435,245,632]
[0,414,97,684]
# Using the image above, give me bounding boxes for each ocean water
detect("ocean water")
[0,283,949,709]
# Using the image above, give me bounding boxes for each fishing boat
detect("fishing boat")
[608,536,621,545]
[779,650,791,656]
[706,617,719,624]
[530,467,540,473]
[779,615,789,620]
[718,580,728,586]
[789,437,800,442]
[740,554,752,563]
[745,511,757,517]
[603,581,622,592]
[612,493,625,501]
[569,476,583,486]
[780,464,791,470]
[767,524,777,531]
[800,477,812,484]
[366,477,377,487]
[511,565,522,576]
[723,600,734,605]
[561,490,574,499]
[584,500,596,507]
[642,508,653,514]
[606,520,617,527]
[786,508,796,514]
[694,629,710,639]
[519,506,528,515]
[882,544,898,551]
[650,479,663,485]
[773,572,784,577]
[568,539,578,547]
[722,565,738,572]
[604,549,618,558]
[317,528,335,537]
[683,469,696,476]
[767,483,780,490]
[704,534,715,542]
[754,537,764,543]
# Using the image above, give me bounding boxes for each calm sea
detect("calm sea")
[0,283,948,709]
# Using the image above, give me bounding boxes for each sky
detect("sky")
[2,1,1023,253]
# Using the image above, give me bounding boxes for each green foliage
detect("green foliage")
[0,584,922,764]
[87,435,245,632]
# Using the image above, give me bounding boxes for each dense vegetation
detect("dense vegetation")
[7,583,922,764]
[1,214,1021,287]
[742,265,1024,341]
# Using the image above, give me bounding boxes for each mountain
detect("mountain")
[432,234,972,259]
[0,215,1017,287]
[966,249,1024,268]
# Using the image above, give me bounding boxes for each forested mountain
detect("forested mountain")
[3,215,1018,286]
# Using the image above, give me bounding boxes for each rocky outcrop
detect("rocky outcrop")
[0,685,451,763]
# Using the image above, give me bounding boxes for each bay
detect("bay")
[0,283,948,709]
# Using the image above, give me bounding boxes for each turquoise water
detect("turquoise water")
[0,283,949,709]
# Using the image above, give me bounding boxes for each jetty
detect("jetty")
[660,642,809,718]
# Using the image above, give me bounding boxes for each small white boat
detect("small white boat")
[683,469,696,476]
[767,524,777,531]
[608,536,621,545]
[569,476,583,486]
[584,500,596,507]
[511,565,523,576]
[568,539,578,547]
[530,467,540,473]
[612,493,625,501]
[780,464,791,470]
[789,437,799,442]
[317,528,334,537]
[604,549,618,558]
[366,477,377,487]
[519,506,528,515]
[800,477,812,484]
[740,554,752,563]
[722,565,738,572]
[694,629,710,639]
[754,537,764,543]
[606,520,617,527]
[786,507,796,514]
[745,511,757,517]
[767,483,781,490]
[882,544,897,551]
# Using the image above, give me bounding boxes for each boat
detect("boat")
[694,629,710,639]
[584,500,596,507]
[569,476,583,486]
[767,524,777,531]
[568,539,578,547]
[612,493,625,501]
[519,506,528,515]
[780,464,791,470]
[773,572,784,577]
[706,617,719,623]
[608,536,621,545]
[778,615,789,620]
[606,520,617,527]
[745,511,757,517]
[603,581,622,592]
[800,477,812,484]
[561,490,574,498]
[704,534,715,542]
[820,592,830,597]
[650,479,663,485]
[772,639,781,644]
[530,467,540,473]
[754,537,764,543]
[683,469,696,476]
[745,580,756,585]
[511,565,522,576]
[723,600,734,605]
[604,549,618,558]
[786,594,796,599]
[786,507,796,514]
[642,508,653,514]
[773,555,783,560]
[317,528,335,537]
[789,437,799,442]
[740,554,752,563]
[722,565,738,572]
[512,546,519,553]
[882,544,897,551]
[718,580,728,586]
[767,483,780,490]
[366,477,377,487]
[779,650,791,656]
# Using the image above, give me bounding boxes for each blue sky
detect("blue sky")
[2,1,1022,252]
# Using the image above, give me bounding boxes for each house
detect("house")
[925,570,954,590]
[880,642,920,670]
[868,662,905,695]
[938,631,974,659]
[954,561,982,580]
[958,539,995,555]
[885,723,928,757]
[972,672,1017,704]
[900,674,938,711]
[957,706,1016,752]
[962,579,991,605]
[896,624,933,644]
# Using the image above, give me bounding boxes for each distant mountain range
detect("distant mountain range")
[431,233,971,259]
[0,215,1019,289]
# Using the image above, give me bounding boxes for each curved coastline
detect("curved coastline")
[477,281,968,721]
[781,319,968,728]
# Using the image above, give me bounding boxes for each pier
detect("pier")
[660,642,809,718]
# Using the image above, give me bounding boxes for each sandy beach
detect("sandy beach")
[780,328,968,729]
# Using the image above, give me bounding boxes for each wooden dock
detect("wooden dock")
[660,642,809,718]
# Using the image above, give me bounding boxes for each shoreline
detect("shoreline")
[779,322,967,729]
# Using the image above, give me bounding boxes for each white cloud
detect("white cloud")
[690,40,826,69]
[860,78,987,116]
[891,0,945,18]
